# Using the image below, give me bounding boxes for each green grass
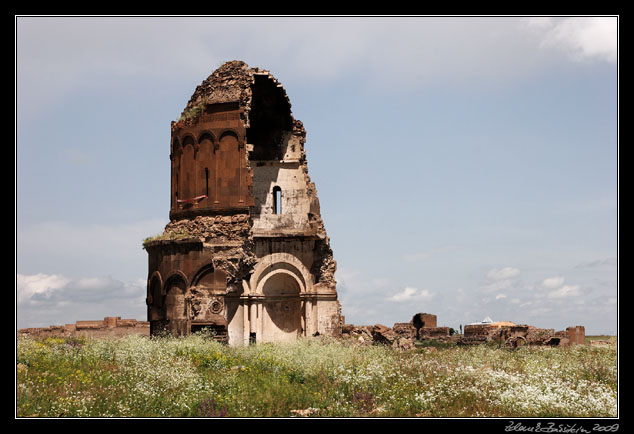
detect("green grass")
[16,333,618,418]
[142,228,191,249]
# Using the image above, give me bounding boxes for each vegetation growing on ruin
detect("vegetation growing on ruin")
[142,228,192,249]
[16,334,617,418]
[177,100,208,123]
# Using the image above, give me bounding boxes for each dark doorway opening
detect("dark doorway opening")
[247,74,292,161]
[191,324,228,343]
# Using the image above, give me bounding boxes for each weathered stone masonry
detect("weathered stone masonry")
[143,61,341,345]
[18,317,150,339]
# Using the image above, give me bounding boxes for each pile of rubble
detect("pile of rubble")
[341,313,454,350]
[459,324,586,348]
[341,324,416,350]
[341,313,587,350]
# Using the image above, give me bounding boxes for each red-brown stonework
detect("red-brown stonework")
[144,61,341,345]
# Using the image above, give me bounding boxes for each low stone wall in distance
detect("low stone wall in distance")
[462,324,586,347]
[18,317,150,339]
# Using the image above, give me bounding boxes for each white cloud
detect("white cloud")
[528,306,553,318]
[17,273,147,328]
[482,279,513,293]
[541,276,565,289]
[337,267,398,325]
[16,219,166,281]
[482,267,521,294]
[521,17,617,63]
[17,15,616,120]
[388,287,435,302]
[495,294,507,300]
[522,17,554,31]
[455,288,467,303]
[487,267,520,281]
[18,274,144,305]
[574,257,617,269]
[548,284,582,299]
[16,273,71,304]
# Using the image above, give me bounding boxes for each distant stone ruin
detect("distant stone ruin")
[342,313,453,349]
[18,312,587,351]
[460,323,586,348]
[341,313,587,349]
[18,317,149,339]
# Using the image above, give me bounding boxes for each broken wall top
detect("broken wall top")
[173,60,301,135]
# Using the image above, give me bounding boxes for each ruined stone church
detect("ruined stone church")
[144,61,341,345]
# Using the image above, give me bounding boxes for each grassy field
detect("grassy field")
[15,333,617,418]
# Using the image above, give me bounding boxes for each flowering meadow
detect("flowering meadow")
[16,334,617,418]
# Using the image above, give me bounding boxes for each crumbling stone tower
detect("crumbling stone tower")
[144,61,341,345]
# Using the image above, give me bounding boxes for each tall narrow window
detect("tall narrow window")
[273,186,282,215]
[205,168,209,197]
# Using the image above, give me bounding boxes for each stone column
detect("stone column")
[243,299,250,346]
[298,299,305,336]
[303,298,313,336]
[256,301,263,342]
[250,301,257,335]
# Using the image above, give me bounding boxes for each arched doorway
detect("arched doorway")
[261,271,302,343]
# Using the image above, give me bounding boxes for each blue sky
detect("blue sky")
[16,16,618,334]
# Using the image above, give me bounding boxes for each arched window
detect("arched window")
[273,186,282,214]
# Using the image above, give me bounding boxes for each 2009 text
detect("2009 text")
[505,421,619,433]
